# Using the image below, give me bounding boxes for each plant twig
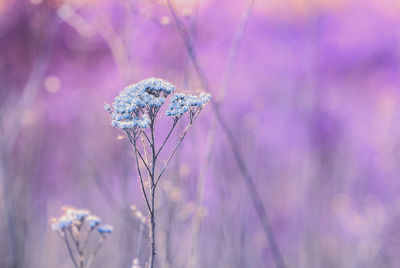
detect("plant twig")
[63,230,79,268]
[155,124,192,186]
[85,236,106,268]
[155,120,178,159]
[134,147,152,213]
[127,132,152,213]
[137,148,153,176]
[143,131,153,146]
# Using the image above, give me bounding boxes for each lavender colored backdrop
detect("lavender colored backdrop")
[0,0,399,267]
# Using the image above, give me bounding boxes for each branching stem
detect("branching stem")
[155,120,178,159]
[155,123,192,186]
[85,236,106,268]
[127,132,152,213]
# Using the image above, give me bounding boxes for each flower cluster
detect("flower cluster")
[166,92,211,117]
[105,78,211,268]
[105,78,175,130]
[50,206,111,235]
[105,78,212,131]
[50,206,113,268]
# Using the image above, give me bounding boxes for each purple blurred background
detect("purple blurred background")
[1,0,400,267]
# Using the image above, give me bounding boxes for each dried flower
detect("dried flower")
[98,225,113,234]
[105,78,211,268]
[50,206,112,268]
[105,78,175,130]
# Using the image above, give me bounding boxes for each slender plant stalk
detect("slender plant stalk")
[127,113,199,268]
[135,221,145,260]
[63,230,79,268]
[149,121,157,268]
[106,79,210,268]
[189,0,255,266]
[155,124,192,186]
[85,236,106,268]
[165,1,287,267]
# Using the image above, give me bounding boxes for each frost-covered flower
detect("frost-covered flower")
[105,79,211,268]
[199,92,212,104]
[106,78,211,130]
[165,93,189,117]
[166,92,211,117]
[50,207,112,268]
[51,215,73,230]
[107,78,175,130]
[64,207,90,221]
[98,225,113,234]
[51,207,107,232]
[104,103,111,111]
[86,215,101,228]
[73,209,90,220]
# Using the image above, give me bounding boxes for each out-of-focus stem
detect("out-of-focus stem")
[189,0,255,266]
[0,14,60,268]
[166,1,286,267]
[149,185,156,268]
[135,221,145,260]
[85,236,106,268]
[63,230,79,268]
[188,126,216,268]
[57,3,132,81]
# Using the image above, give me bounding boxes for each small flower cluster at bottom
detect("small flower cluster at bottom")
[50,206,113,268]
[50,206,113,235]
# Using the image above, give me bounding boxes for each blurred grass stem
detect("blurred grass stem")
[166,0,286,267]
